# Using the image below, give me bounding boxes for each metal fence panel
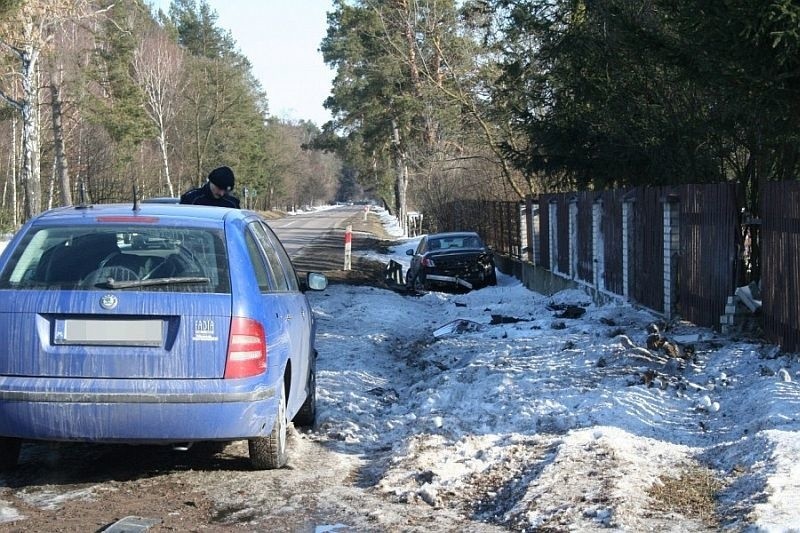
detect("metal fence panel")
[628,187,665,313]
[601,189,625,294]
[437,199,523,259]
[762,181,800,352]
[576,192,594,284]
[539,194,552,268]
[677,183,739,328]
[554,196,570,275]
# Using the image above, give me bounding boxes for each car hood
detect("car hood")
[426,249,491,259]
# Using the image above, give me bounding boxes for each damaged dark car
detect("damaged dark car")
[405,231,497,292]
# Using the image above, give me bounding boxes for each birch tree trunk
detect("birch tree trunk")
[157,127,174,196]
[20,43,41,219]
[11,115,17,228]
[133,31,184,197]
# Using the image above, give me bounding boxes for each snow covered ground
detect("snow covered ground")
[304,208,800,531]
[1,212,799,530]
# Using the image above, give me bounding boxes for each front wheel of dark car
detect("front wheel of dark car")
[405,270,416,290]
[0,437,21,470]
[406,271,427,291]
[248,385,288,469]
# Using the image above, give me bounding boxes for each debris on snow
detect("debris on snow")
[432,319,485,338]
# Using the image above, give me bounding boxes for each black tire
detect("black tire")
[248,385,288,469]
[407,271,426,292]
[293,351,317,428]
[405,270,415,290]
[0,437,21,471]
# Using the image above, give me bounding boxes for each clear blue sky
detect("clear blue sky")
[148,1,335,126]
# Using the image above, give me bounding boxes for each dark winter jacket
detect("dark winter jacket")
[179,182,241,209]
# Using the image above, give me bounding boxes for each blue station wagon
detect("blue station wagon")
[0,202,327,470]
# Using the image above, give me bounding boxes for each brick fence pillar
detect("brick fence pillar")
[622,197,634,300]
[592,197,604,293]
[663,194,680,319]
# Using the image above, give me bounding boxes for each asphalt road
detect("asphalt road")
[268,205,369,257]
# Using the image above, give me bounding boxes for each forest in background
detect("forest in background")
[0,0,341,232]
[0,0,798,234]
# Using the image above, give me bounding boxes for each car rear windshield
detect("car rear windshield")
[430,235,483,250]
[0,225,230,293]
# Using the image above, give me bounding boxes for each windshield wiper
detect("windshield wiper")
[94,277,211,289]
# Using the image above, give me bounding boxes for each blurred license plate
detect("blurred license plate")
[54,319,163,346]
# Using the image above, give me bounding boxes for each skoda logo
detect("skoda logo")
[100,294,118,310]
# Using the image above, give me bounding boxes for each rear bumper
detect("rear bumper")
[0,376,277,443]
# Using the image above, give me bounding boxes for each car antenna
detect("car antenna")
[75,181,91,210]
[132,184,140,212]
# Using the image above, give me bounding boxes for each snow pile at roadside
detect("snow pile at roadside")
[307,226,800,530]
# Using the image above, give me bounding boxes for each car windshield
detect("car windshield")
[0,225,230,293]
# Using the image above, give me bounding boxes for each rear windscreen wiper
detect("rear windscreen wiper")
[94,277,211,289]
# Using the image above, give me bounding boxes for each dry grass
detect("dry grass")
[647,466,723,526]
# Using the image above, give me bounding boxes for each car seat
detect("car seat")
[37,233,120,283]
[103,253,165,279]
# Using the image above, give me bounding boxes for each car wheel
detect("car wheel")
[293,351,317,427]
[408,272,426,291]
[248,385,288,469]
[0,438,21,470]
[405,269,416,290]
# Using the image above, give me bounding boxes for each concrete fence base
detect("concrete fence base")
[494,255,577,296]
[495,255,624,307]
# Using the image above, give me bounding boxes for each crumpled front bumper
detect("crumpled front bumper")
[424,274,473,289]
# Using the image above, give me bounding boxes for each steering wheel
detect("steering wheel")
[97,251,122,270]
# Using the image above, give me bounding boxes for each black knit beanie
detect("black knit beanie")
[208,166,235,191]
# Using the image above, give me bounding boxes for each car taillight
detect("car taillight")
[224,317,267,379]
[422,257,436,267]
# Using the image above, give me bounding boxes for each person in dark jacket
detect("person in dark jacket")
[180,166,241,208]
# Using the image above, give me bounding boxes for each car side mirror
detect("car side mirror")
[305,272,328,291]
[406,249,414,256]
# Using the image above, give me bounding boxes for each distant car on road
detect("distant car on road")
[0,203,327,470]
[405,231,497,292]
